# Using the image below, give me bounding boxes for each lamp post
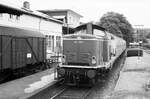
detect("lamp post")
[134,25,144,43]
[134,25,144,59]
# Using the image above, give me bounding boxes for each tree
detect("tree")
[98,12,134,45]
[146,32,150,38]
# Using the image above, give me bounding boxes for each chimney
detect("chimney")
[23,1,30,9]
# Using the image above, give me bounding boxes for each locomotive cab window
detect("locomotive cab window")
[93,29,105,36]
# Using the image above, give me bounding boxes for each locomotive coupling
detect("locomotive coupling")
[57,68,65,76]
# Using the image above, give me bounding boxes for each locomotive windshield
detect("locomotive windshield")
[74,29,87,34]
[74,23,106,37]
[93,29,105,36]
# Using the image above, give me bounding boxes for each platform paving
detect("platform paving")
[0,68,56,99]
[112,51,150,98]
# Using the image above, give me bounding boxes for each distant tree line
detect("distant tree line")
[146,32,150,38]
[97,12,134,45]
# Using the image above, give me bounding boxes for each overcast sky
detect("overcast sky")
[2,0,150,28]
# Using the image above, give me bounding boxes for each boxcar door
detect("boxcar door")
[12,38,27,69]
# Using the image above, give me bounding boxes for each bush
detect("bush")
[143,44,150,49]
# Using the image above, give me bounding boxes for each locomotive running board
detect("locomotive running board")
[59,65,105,69]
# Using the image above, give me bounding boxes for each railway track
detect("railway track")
[51,86,92,99]
[28,79,66,99]
[28,52,126,99]
[29,82,93,99]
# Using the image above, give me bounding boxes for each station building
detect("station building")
[39,9,83,34]
[0,2,63,57]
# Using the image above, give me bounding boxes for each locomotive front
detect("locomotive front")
[57,34,99,85]
[63,35,98,66]
[57,23,109,86]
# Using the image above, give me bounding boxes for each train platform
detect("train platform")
[112,51,150,98]
[0,68,57,99]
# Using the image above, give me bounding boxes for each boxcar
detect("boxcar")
[0,26,46,74]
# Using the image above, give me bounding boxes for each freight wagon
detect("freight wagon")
[0,26,46,80]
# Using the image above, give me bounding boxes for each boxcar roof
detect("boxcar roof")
[0,26,45,38]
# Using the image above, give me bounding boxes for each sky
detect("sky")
[1,0,150,28]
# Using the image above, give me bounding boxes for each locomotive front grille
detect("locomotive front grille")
[67,62,89,66]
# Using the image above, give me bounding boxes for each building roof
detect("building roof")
[0,3,63,24]
[0,25,45,38]
[39,9,83,18]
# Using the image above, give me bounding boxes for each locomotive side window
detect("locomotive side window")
[74,29,87,34]
[93,29,105,36]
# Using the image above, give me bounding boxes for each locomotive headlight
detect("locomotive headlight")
[87,70,96,78]
[91,56,96,64]
[58,68,65,76]
[62,55,66,63]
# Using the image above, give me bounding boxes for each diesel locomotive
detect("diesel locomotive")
[56,23,126,86]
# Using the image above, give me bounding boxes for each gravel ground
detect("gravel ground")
[87,54,125,99]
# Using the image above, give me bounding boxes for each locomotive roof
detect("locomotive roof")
[63,33,103,39]
[75,23,106,31]
[0,26,45,38]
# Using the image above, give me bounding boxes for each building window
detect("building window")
[52,36,54,51]
[9,14,13,19]
[8,14,20,22]
[0,14,3,17]
[56,36,61,47]
[16,16,20,20]
[56,36,61,52]
[46,35,54,52]
[0,14,3,19]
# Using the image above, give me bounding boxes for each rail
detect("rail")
[50,87,67,99]
[50,86,93,99]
